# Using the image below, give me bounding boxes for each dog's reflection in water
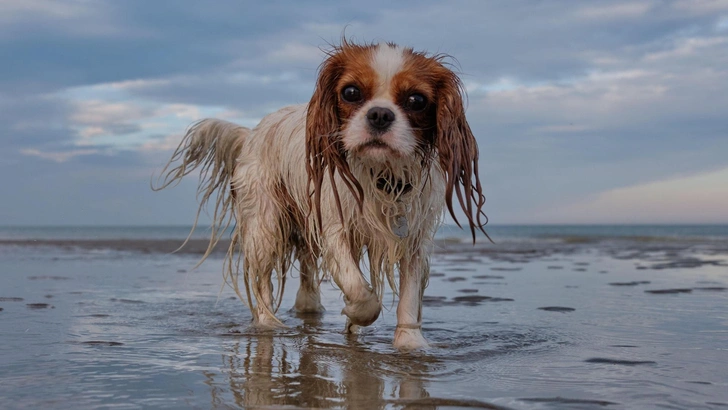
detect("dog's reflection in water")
[205,315,437,409]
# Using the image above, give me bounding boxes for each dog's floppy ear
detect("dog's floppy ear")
[435,70,488,241]
[305,45,364,229]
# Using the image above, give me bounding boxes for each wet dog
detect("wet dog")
[154,40,487,350]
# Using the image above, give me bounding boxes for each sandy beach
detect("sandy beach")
[1,228,727,409]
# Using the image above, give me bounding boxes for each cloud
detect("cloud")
[672,0,728,14]
[19,147,102,163]
[1,0,727,224]
[574,2,655,20]
[534,167,728,223]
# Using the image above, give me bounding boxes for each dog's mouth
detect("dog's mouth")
[360,139,391,150]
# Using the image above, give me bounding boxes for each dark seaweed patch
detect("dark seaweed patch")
[521,397,618,406]
[81,341,124,347]
[422,296,448,307]
[26,303,52,309]
[110,298,145,304]
[644,288,692,294]
[609,281,651,286]
[0,297,24,302]
[694,287,726,292]
[453,295,513,305]
[585,358,656,366]
[538,306,575,313]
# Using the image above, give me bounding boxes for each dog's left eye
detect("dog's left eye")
[404,94,427,111]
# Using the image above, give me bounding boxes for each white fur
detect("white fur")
[342,98,417,158]
[371,44,405,93]
[230,105,444,348]
[156,44,457,351]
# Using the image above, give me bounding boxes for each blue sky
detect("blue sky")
[1,0,727,225]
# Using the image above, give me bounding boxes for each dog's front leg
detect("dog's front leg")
[393,252,429,350]
[323,231,381,330]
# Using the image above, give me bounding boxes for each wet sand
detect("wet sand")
[1,236,727,409]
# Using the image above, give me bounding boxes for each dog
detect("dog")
[154,40,487,350]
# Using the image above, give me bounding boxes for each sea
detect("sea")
[1,223,727,241]
[1,224,727,409]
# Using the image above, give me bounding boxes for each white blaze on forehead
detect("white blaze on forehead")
[371,44,405,91]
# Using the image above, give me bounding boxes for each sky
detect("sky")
[1,0,727,226]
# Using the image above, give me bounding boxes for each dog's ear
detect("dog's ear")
[435,70,488,241]
[305,45,363,228]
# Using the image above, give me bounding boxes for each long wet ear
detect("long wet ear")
[305,47,364,229]
[436,70,488,242]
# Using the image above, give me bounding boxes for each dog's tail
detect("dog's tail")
[152,119,249,265]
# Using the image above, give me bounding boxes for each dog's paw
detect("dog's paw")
[341,290,381,327]
[393,327,429,351]
[344,318,361,334]
[253,310,286,329]
[293,288,325,314]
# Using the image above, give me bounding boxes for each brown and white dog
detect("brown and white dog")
[155,40,487,350]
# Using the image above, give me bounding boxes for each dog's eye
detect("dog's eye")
[341,86,362,103]
[404,94,427,111]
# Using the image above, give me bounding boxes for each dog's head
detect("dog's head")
[306,40,486,239]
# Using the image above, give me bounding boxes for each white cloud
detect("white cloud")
[155,104,202,120]
[644,36,728,62]
[0,0,90,21]
[574,2,655,20]
[672,0,728,14]
[0,0,146,37]
[138,133,183,153]
[535,167,728,223]
[20,147,100,163]
[71,100,149,126]
[266,42,323,64]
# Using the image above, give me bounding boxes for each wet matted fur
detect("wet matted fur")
[154,41,487,350]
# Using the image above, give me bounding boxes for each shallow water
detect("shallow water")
[1,238,727,409]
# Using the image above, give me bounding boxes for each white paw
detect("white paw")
[393,327,429,351]
[253,308,286,329]
[341,290,381,327]
[344,318,361,334]
[293,288,325,313]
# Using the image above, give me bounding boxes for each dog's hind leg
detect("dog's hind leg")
[293,246,324,314]
[393,250,429,350]
[238,194,288,328]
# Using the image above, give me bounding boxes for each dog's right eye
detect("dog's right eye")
[341,86,362,103]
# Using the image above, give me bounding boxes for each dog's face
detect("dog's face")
[331,44,440,160]
[306,41,486,237]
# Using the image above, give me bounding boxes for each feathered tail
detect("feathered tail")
[152,119,249,265]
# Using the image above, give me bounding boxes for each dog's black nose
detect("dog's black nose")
[366,107,395,131]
